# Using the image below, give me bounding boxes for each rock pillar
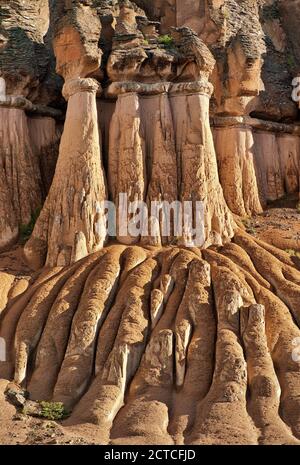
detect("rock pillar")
[24,78,107,268]
[140,83,178,246]
[108,84,146,245]
[253,131,285,202]
[0,78,43,249]
[213,118,263,216]
[169,81,235,247]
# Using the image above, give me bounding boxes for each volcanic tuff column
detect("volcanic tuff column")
[170,81,234,247]
[141,84,178,246]
[107,81,179,246]
[0,79,43,249]
[24,2,108,268]
[213,119,263,216]
[24,78,108,268]
[108,86,146,245]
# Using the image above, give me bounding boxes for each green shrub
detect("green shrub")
[39,401,69,421]
[287,54,295,67]
[19,208,41,244]
[223,8,230,19]
[285,249,300,258]
[158,34,174,48]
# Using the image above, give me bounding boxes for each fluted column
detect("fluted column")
[140,83,178,246]
[24,78,108,268]
[169,80,235,247]
[213,119,263,216]
[108,83,146,245]
[253,130,285,202]
[0,78,43,250]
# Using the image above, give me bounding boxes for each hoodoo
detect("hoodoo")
[0,0,300,447]
[24,4,108,268]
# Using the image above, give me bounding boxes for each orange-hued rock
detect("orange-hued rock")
[277,134,300,194]
[141,90,178,246]
[2,0,300,448]
[1,234,300,445]
[53,3,102,81]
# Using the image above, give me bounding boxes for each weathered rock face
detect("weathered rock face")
[24,3,108,268]
[0,0,63,250]
[213,116,300,210]
[0,0,62,105]
[24,78,108,268]
[0,83,62,250]
[28,116,62,195]
[134,1,298,122]
[0,102,43,249]
[103,19,235,249]
[1,235,300,444]
[213,120,264,216]
[1,0,300,448]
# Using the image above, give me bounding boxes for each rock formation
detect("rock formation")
[24,3,108,268]
[1,234,300,444]
[0,0,300,447]
[105,18,235,248]
[0,79,55,250]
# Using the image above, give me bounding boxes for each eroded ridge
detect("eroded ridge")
[0,232,299,445]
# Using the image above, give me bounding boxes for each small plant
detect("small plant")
[287,54,295,68]
[143,38,149,45]
[285,249,300,258]
[158,34,174,48]
[19,207,41,244]
[39,401,69,421]
[223,8,230,20]
[241,217,256,235]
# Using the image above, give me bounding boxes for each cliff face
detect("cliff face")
[0,0,300,446]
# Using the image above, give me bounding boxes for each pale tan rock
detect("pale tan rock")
[22,2,107,269]
[253,131,285,202]
[189,266,258,445]
[1,240,300,444]
[2,0,300,448]
[53,247,124,408]
[53,3,102,81]
[24,78,108,268]
[28,116,62,193]
[140,91,178,246]
[0,273,15,315]
[213,124,263,216]
[241,304,298,444]
[170,81,235,247]
[66,257,159,443]
[13,264,79,386]
[234,232,300,327]
[27,251,106,401]
[169,259,215,444]
[108,91,146,244]
[277,134,300,194]
[0,107,43,249]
